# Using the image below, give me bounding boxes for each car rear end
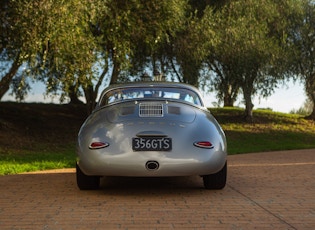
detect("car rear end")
[77,100,226,177]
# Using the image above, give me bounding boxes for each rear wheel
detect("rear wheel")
[203,161,227,190]
[76,163,100,190]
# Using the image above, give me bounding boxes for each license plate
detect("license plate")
[132,137,172,151]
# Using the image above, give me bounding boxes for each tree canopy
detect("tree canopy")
[287,0,315,119]
[1,0,314,120]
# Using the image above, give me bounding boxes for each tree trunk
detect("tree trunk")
[305,75,315,120]
[182,61,200,87]
[223,83,238,107]
[305,92,315,120]
[83,85,96,115]
[0,55,20,100]
[306,107,315,120]
[223,94,234,107]
[110,59,120,85]
[244,99,254,122]
[68,85,83,104]
[242,85,254,122]
[79,66,108,115]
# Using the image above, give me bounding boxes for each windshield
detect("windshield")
[100,87,203,107]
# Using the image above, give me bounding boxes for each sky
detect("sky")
[203,80,306,113]
[253,82,306,113]
[3,79,306,114]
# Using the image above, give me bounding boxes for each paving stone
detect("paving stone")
[0,149,314,229]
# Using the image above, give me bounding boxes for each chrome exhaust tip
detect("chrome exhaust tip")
[146,161,159,171]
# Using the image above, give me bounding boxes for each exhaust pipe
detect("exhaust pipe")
[146,161,159,171]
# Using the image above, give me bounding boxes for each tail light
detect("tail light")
[89,142,109,149]
[194,141,214,149]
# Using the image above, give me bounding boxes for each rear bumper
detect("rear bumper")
[77,149,227,177]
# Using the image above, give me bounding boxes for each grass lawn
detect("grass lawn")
[212,107,315,154]
[0,103,314,175]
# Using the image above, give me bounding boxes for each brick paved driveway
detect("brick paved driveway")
[0,149,314,229]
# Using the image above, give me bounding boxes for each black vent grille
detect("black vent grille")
[139,103,163,117]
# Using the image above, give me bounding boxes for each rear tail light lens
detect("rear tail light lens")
[89,142,109,149]
[194,141,213,149]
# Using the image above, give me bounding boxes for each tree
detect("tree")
[202,0,295,121]
[162,1,216,87]
[0,0,23,100]
[170,15,209,86]
[1,0,192,113]
[290,98,313,115]
[200,6,240,107]
[36,0,108,113]
[289,0,315,120]
[100,0,189,83]
[0,0,109,114]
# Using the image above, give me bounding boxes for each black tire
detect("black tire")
[203,161,227,190]
[76,163,100,190]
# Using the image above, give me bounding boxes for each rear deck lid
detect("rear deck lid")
[105,101,196,123]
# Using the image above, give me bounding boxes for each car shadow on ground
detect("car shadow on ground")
[100,176,205,190]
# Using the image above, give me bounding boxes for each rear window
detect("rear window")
[100,87,202,107]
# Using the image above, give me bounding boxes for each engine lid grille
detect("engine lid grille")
[139,102,163,117]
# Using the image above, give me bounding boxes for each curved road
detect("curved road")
[1,149,314,229]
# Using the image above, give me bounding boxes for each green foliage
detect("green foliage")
[287,0,315,118]
[1,0,110,110]
[202,0,299,120]
[118,0,189,81]
[1,0,315,119]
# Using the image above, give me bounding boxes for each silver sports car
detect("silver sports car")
[76,82,227,190]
